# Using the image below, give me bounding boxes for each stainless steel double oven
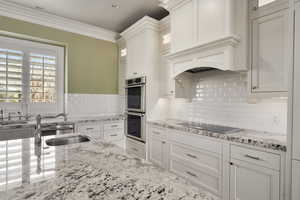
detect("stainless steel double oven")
[125,77,146,142]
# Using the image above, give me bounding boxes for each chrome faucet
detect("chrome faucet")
[34,113,68,144]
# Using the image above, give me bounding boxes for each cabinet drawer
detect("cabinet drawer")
[86,131,102,139]
[126,138,146,159]
[104,130,124,142]
[104,122,123,131]
[170,143,221,174]
[77,124,101,132]
[169,130,222,154]
[170,158,221,196]
[231,145,281,171]
[149,126,167,139]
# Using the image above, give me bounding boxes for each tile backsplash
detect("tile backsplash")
[168,71,287,134]
[66,94,124,117]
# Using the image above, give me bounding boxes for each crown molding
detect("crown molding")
[0,0,119,42]
[165,35,241,60]
[159,0,191,11]
[120,16,159,40]
[159,16,170,32]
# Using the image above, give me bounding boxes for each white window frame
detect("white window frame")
[0,36,64,114]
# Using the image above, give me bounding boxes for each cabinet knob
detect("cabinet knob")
[252,86,258,90]
[230,162,234,166]
[162,141,166,144]
[170,91,174,94]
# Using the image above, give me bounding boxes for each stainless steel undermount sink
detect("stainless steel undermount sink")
[45,135,90,146]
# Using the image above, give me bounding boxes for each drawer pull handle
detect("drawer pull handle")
[111,125,118,128]
[245,154,261,161]
[186,153,197,159]
[86,128,94,130]
[153,131,161,135]
[186,171,197,177]
[110,134,118,137]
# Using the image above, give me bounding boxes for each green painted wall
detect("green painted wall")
[0,16,118,94]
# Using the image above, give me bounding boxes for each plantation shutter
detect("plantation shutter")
[30,53,56,103]
[0,48,23,103]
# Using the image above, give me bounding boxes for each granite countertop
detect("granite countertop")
[0,114,124,130]
[0,133,216,200]
[148,119,287,152]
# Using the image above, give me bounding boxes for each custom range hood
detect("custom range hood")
[161,0,248,78]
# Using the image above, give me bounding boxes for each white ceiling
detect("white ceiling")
[5,0,169,33]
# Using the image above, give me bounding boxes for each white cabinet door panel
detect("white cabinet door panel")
[171,0,195,52]
[292,160,300,200]
[230,159,280,200]
[149,137,164,167]
[197,0,225,44]
[251,9,289,93]
[293,2,300,160]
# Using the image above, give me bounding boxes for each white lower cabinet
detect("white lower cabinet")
[76,123,103,139]
[103,121,124,143]
[147,124,285,200]
[76,120,124,143]
[148,126,169,168]
[292,160,300,200]
[149,137,169,168]
[126,137,146,159]
[229,159,280,200]
[169,143,222,196]
[229,145,281,200]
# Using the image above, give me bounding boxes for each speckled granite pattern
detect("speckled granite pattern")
[148,119,286,152]
[68,114,124,123]
[0,114,124,130]
[0,135,216,200]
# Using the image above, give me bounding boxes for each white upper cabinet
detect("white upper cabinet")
[293,1,300,160]
[167,0,242,53]
[250,8,289,94]
[196,0,226,44]
[250,0,288,19]
[120,16,160,79]
[170,0,196,52]
[161,0,248,77]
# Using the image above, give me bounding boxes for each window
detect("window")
[0,36,64,114]
[258,0,276,7]
[30,53,56,103]
[0,49,23,103]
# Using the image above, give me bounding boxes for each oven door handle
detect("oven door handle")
[126,112,145,117]
[125,84,144,89]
